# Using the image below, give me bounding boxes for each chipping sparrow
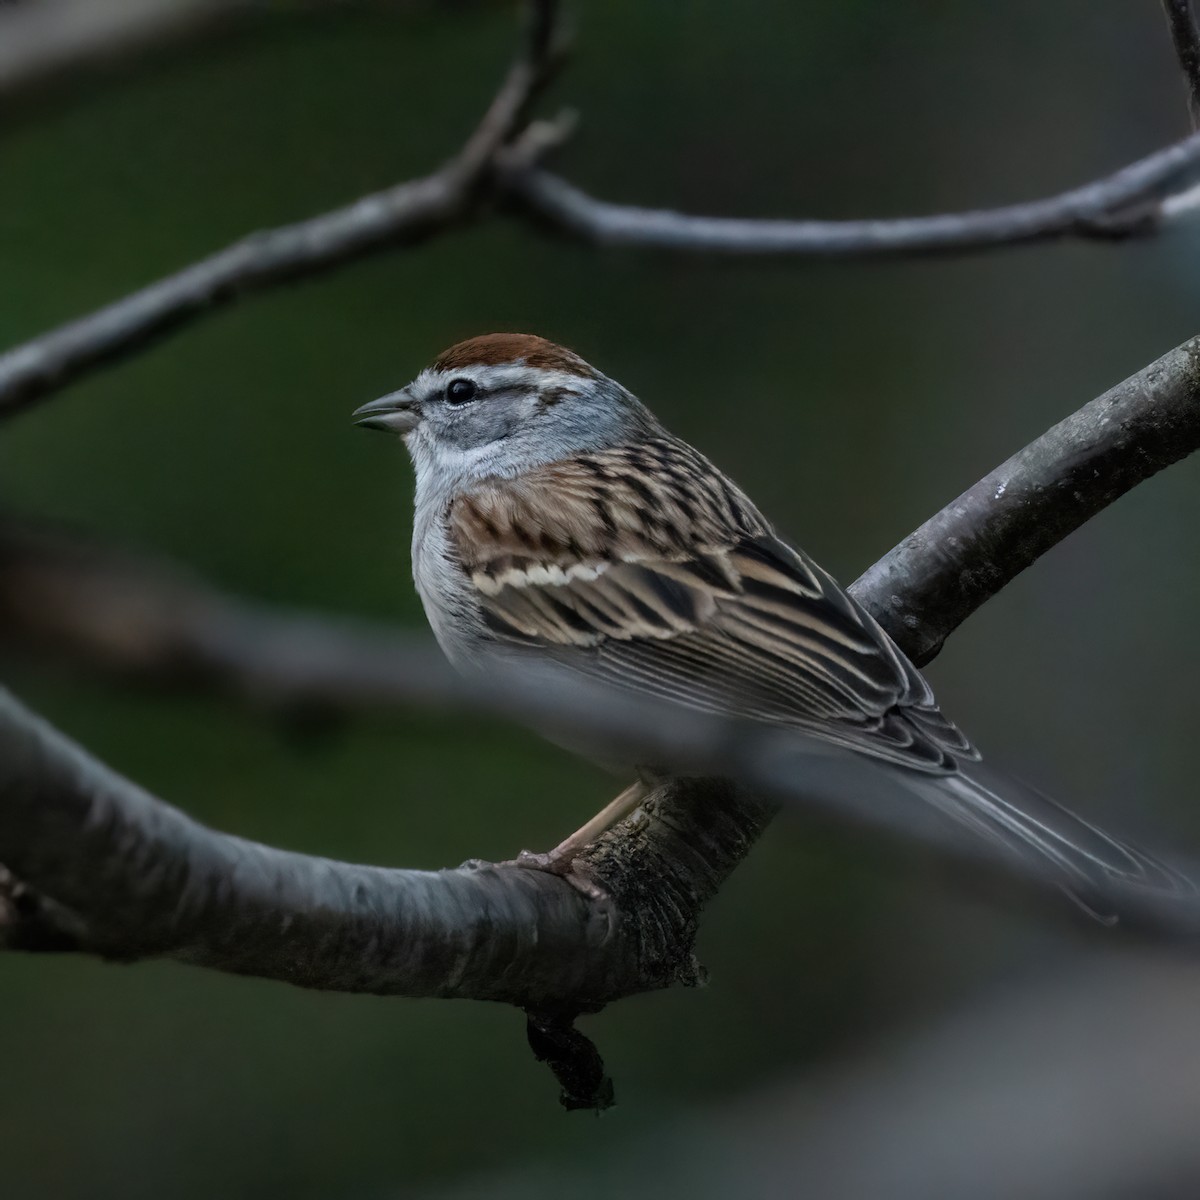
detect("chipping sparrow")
[354,333,1184,911]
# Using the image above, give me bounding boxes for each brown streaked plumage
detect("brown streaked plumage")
[433,333,597,377]
[448,437,977,771]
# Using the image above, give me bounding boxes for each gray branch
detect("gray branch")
[0,0,427,105]
[5,334,1200,1015]
[0,0,260,101]
[0,685,770,1007]
[505,130,1200,258]
[0,0,564,421]
[853,336,1200,665]
[6,8,1200,420]
[0,175,464,420]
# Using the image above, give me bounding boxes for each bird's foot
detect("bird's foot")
[503,848,609,903]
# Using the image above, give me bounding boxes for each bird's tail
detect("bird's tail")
[918,761,1194,920]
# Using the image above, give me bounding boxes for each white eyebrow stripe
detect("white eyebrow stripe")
[415,363,591,395]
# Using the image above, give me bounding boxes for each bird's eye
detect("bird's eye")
[445,378,477,406]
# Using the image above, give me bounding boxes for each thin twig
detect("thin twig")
[3,130,1197,422]
[504,128,1200,258]
[1163,0,1200,127]
[0,0,562,421]
[0,174,461,420]
[2,13,1199,423]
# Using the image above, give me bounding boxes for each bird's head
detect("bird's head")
[352,333,655,484]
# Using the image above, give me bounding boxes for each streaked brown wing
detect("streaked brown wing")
[447,439,977,773]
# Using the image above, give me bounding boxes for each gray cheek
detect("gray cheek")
[442,404,523,451]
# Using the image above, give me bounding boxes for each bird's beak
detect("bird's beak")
[352,389,419,435]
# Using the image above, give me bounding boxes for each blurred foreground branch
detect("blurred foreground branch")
[0,0,261,100]
[0,0,430,105]
[5,336,1200,696]
[445,952,1200,1199]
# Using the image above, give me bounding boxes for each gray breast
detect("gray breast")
[411,501,488,674]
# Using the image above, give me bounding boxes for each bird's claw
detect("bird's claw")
[513,848,562,872]
[504,848,609,903]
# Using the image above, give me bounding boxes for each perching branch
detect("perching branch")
[0,684,771,998]
[1163,0,1200,127]
[5,333,1200,1012]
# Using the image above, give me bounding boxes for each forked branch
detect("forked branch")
[4,4,1200,420]
[0,0,565,421]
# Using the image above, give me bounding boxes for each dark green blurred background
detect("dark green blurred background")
[3,2,1199,1196]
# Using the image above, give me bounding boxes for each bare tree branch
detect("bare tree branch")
[503,130,1200,258]
[4,333,1200,1005]
[0,0,563,421]
[0,517,461,715]
[853,336,1200,665]
[0,683,771,997]
[5,9,1200,420]
[1163,0,1200,127]
[0,0,440,107]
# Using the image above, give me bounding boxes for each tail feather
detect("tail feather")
[757,730,1191,921]
[927,763,1195,918]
